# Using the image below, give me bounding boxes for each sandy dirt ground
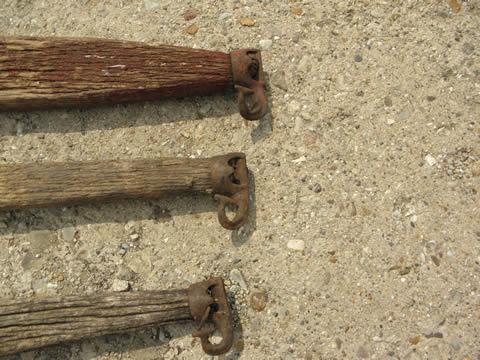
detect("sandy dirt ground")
[0,0,479,359]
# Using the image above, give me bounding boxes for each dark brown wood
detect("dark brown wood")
[0,290,191,356]
[0,37,233,111]
[0,158,214,210]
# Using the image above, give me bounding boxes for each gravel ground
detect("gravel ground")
[0,0,479,359]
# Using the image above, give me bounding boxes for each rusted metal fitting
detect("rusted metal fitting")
[230,49,268,120]
[210,153,249,230]
[188,277,234,356]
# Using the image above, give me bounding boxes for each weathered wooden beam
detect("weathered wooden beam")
[0,277,233,356]
[0,153,249,229]
[0,36,267,120]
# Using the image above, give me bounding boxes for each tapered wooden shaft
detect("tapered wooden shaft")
[0,37,232,111]
[0,278,233,356]
[0,290,191,356]
[0,158,213,210]
[0,37,268,119]
[0,290,192,355]
[0,153,250,230]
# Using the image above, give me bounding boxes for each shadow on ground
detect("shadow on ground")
[0,77,273,143]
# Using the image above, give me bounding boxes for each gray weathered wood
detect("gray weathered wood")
[0,37,233,111]
[0,290,191,356]
[0,158,213,210]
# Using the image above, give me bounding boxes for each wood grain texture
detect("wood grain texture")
[0,158,213,209]
[0,37,233,111]
[0,290,191,356]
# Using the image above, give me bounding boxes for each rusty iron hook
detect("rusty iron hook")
[188,277,234,356]
[231,49,268,120]
[211,153,249,230]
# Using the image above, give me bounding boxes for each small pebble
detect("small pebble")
[130,233,140,241]
[240,17,255,27]
[144,0,160,11]
[79,342,96,360]
[386,118,396,125]
[259,39,273,50]
[450,336,462,351]
[250,289,268,311]
[218,12,233,21]
[290,6,303,16]
[398,111,410,120]
[31,278,48,292]
[308,183,322,193]
[230,269,248,290]
[16,122,24,136]
[198,103,212,117]
[62,225,76,242]
[354,54,363,62]
[384,96,393,107]
[292,156,307,164]
[185,24,199,35]
[448,0,462,13]
[271,71,288,91]
[425,154,437,167]
[287,239,305,252]
[294,117,303,132]
[117,265,137,281]
[409,335,421,345]
[111,279,130,292]
[297,55,312,72]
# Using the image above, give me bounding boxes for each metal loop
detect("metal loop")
[230,49,268,120]
[211,153,249,230]
[188,278,234,356]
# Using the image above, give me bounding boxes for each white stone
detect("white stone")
[292,156,307,164]
[294,117,304,132]
[31,277,48,292]
[425,154,437,166]
[386,118,395,125]
[230,269,248,290]
[111,279,130,292]
[144,0,160,10]
[219,12,233,20]
[259,39,273,50]
[16,122,24,136]
[287,239,305,252]
[297,55,312,72]
[62,225,76,241]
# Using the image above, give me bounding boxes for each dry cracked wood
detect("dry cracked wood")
[0,37,233,111]
[0,153,250,230]
[0,290,191,356]
[0,158,213,209]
